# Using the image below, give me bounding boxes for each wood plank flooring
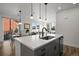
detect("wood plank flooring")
[0,40,15,56]
[0,40,79,56]
[64,45,79,56]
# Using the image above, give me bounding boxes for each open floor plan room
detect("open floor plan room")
[0,3,79,56]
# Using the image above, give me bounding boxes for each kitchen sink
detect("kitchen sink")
[40,36,55,40]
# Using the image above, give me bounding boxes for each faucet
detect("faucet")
[42,27,48,37]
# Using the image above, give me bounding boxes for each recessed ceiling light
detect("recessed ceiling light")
[58,6,62,10]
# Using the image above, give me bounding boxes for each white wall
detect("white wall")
[56,7,79,48]
[0,16,4,41]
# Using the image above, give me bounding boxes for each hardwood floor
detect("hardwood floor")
[0,40,15,56]
[0,42,3,56]
[0,40,79,56]
[64,45,79,56]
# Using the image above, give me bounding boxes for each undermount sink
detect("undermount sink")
[40,36,55,40]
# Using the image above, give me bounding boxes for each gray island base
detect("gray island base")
[14,34,63,56]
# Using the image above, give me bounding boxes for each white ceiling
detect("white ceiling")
[0,3,79,19]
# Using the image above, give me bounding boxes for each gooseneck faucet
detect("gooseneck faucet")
[42,27,48,37]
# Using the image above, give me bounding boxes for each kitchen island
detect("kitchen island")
[14,34,63,56]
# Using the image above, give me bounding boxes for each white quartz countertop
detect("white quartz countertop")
[14,34,63,51]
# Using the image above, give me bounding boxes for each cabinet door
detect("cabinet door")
[47,41,55,56]
[47,39,59,56]
[53,39,60,56]
[59,36,63,56]
[35,38,63,56]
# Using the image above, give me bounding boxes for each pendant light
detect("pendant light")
[18,10,22,25]
[39,3,42,20]
[30,3,34,19]
[44,3,48,20]
[19,10,22,36]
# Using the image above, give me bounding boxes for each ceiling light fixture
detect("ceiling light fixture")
[30,3,34,19]
[19,10,22,36]
[44,3,48,20]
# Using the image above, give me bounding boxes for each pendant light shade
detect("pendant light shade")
[44,3,48,20]
[30,3,34,19]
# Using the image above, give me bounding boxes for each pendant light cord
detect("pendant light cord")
[19,10,21,22]
[45,3,47,20]
[19,10,22,36]
[31,3,33,16]
[39,3,41,19]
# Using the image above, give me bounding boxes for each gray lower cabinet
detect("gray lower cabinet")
[34,40,60,56]
[21,43,34,56]
[21,37,63,56]
[59,36,63,56]
[53,39,60,56]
